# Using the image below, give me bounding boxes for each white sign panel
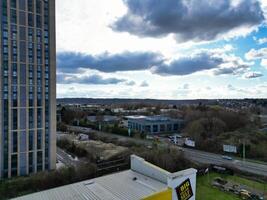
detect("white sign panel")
[223,145,237,153]
[185,138,195,148]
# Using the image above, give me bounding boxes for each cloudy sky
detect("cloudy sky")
[56,0,267,99]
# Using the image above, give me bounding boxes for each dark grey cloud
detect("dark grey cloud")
[57,74,126,85]
[57,51,163,73]
[151,52,223,75]
[57,50,251,77]
[112,0,264,42]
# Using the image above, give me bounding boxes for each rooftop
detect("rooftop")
[125,115,182,123]
[13,155,197,200]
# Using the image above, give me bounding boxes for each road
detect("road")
[57,147,82,167]
[65,125,267,177]
[182,148,267,177]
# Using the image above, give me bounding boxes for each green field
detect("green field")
[196,173,267,200]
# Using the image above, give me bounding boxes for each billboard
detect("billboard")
[185,138,195,147]
[223,145,237,153]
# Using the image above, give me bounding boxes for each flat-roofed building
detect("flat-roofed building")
[125,115,184,134]
[13,155,197,200]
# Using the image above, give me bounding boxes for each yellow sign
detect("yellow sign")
[175,179,193,200]
[142,188,172,200]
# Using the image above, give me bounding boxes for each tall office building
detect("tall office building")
[0,0,56,178]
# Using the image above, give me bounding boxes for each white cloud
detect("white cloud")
[245,48,267,60]
[56,0,187,57]
[257,37,267,44]
[56,0,267,99]
[261,59,267,68]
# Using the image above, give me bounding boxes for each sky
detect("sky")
[56,0,267,99]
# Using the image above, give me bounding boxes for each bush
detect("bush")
[0,163,97,200]
[57,139,87,158]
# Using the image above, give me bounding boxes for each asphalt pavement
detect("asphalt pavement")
[182,148,267,177]
[57,147,82,167]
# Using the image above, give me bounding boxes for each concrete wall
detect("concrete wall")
[49,0,57,171]
[131,155,170,184]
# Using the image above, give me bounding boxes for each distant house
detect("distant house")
[87,115,119,125]
[125,115,184,134]
[78,134,89,141]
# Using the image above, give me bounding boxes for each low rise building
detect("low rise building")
[125,115,184,134]
[78,134,89,141]
[87,115,120,125]
[14,155,197,200]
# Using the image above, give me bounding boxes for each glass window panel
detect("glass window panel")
[19,0,26,10]
[19,11,26,25]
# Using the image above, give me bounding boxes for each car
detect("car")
[214,177,227,185]
[222,155,233,160]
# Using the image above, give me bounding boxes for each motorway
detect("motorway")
[57,147,82,167]
[65,125,267,177]
[181,148,267,177]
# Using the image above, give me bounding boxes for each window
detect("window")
[173,124,178,131]
[12,109,18,130]
[29,152,34,173]
[12,93,17,107]
[29,131,34,151]
[28,13,34,27]
[160,124,165,132]
[12,63,17,85]
[11,155,18,177]
[19,0,26,11]
[167,124,172,131]
[12,132,18,153]
[153,125,158,133]
[36,0,42,14]
[36,15,42,28]
[37,108,42,128]
[11,0,17,8]
[11,9,17,24]
[28,0,34,12]
[37,130,42,149]
[29,109,34,129]
[19,11,26,25]
[37,151,43,171]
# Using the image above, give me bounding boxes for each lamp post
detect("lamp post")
[243,139,246,163]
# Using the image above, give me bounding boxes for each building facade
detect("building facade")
[126,116,184,134]
[0,0,56,179]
